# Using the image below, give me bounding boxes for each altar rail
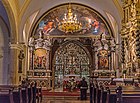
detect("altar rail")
[93,78,140,87]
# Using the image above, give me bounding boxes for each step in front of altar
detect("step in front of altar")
[42,90,90,100]
[43,96,82,100]
[42,95,90,100]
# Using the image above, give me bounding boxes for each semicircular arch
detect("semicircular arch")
[31,3,113,38]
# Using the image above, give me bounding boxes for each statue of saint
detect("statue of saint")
[29,37,34,47]
[18,50,25,73]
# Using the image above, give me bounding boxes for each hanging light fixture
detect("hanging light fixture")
[58,3,82,33]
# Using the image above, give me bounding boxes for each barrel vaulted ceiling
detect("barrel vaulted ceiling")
[1,0,123,44]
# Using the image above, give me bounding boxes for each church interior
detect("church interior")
[0,0,140,103]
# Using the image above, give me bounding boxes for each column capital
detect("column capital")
[9,43,25,50]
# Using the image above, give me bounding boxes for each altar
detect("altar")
[63,75,81,92]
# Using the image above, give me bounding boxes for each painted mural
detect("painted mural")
[34,4,110,36]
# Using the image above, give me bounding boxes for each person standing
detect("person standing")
[78,77,88,100]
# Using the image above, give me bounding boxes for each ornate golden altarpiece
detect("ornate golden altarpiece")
[27,3,116,89]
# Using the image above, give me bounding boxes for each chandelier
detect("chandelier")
[58,4,82,33]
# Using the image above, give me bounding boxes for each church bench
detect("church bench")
[28,87,33,103]
[0,87,14,103]
[36,87,42,103]
[108,94,117,103]
[0,94,11,103]
[101,91,108,103]
[13,89,20,103]
[123,95,140,103]
[21,87,28,103]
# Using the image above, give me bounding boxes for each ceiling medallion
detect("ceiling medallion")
[58,3,82,34]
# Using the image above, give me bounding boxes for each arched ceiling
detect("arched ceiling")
[1,0,123,44]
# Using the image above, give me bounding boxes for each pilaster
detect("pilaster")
[9,43,26,85]
[121,0,139,76]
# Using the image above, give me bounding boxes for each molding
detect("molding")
[113,0,123,18]
[10,43,24,50]
[2,0,17,42]
[24,10,40,45]
[15,0,20,15]
[19,0,31,22]
[105,11,117,38]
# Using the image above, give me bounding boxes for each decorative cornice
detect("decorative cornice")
[9,43,25,50]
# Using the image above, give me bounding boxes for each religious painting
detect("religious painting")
[33,3,110,36]
[18,50,25,73]
[34,48,47,69]
[98,49,109,70]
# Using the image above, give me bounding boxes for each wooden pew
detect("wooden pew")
[90,82,94,103]
[32,85,37,103]
[13,88,20,103]
[99,86,107,103]
[106,87,110,103]
[21,87,28,103]
[93,87,97,103]
[123,94,140,103]
[13,86,33,103]
[36,87,42,103]
[0,85,14,103]
[96,88,101,103]
[101,90,107,103]
[108,94,117,103]
[28,87,33,103]
[0,85,35,103]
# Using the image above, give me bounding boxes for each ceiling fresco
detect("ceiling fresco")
[34,3,111,36]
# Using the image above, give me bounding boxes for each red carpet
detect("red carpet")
[42,90,80,96]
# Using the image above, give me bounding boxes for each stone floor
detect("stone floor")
[42,99,89,103]
[41,88,90,103]
[42,96,89,103]
[42,100,89,103]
